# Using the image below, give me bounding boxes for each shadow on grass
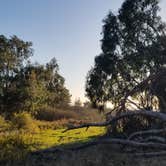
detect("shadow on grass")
[0,134,104,166]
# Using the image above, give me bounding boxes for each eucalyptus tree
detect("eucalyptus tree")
[86,0,166,112]
[0,35,32,113]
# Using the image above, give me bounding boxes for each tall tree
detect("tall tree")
[45,58,71,108]
[0,35,71,115]
[86,0,166,112]
[20,58,71,111]
[0,35,32,113]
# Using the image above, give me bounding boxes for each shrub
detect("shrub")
[12,112,39,133]
[35,107,77,121]
[0,131,35,163]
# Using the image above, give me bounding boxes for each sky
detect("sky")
[0,0,166,103]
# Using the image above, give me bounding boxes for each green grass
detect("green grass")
[0,127,106,162]
[32,127,106,150]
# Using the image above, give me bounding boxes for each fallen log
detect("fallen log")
[64,110,166,132]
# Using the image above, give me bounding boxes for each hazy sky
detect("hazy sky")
[0,0,166,102]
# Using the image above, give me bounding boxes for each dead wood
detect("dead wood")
[128,128,166,140]
[143,136,166,143]
[64,110,166,132]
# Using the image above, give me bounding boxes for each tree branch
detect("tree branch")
[64,110,166,132]
[128,128,166,140]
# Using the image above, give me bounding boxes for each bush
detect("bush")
[35,107,77,121]
[0,131,35,163]
[12,112,39,133]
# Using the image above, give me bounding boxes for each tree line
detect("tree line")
[0,35,71,117]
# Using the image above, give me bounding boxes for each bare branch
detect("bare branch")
[126,99,143,110]
[64,110,166,132]
[143,136,166,143]
[128,128,166,140]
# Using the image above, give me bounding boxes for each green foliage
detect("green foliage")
[45,58,71,108]
[22,69,49,113]
[86,0,166,110]
[0,131,35,162]
[12,112,39,133]
[0,35,71,115]
[19,58,71,113]
[85,67,109,108]
[0,35,32,114]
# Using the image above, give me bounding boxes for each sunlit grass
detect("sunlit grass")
[0,127,106,162]
[32,127,106,150]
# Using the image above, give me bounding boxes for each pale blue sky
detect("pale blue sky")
[0,0,166,102]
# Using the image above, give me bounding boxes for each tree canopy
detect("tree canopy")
[0,35,71,115]
[86,0,166,112]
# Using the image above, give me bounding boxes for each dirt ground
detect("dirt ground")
[21,144,166,166]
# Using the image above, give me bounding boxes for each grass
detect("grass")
[0,127,106,163]
[0,111,106,163]
[30,127,106,150]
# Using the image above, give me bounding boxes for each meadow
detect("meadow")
[0,109,106,164]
